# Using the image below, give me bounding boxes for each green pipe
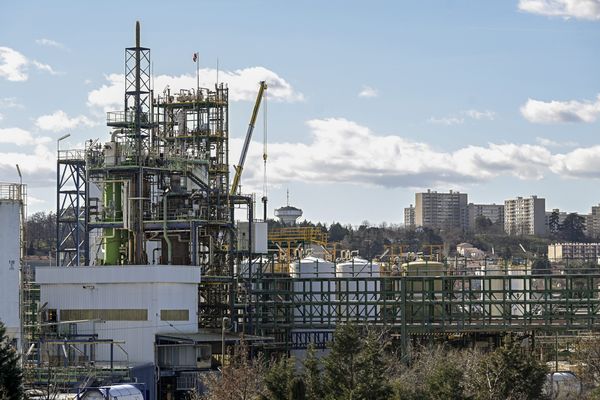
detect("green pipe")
[163,194,172,265]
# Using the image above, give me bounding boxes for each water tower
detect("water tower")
[275,190,303,226]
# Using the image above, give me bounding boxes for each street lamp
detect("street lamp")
[57,133,71,158]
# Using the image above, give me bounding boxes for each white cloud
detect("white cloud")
[428,109,496,125]
[32,60,59,75]
[464,109,496,120]
[35,38,68,51]
[518,0,600,20]
[358,85,378,98]
[428,116,465,125]
[88,67,303,112]
[520,94,600,123]
[0,97,23,108]
[536,137,579,147]
[35,110,97,132]
[0,46,59,81]
[0,47,28,81]
[552,146,600,178]
[233,118,555,190]
[0,127,51,146]
[0,127,55,185]
[0,113,3,122]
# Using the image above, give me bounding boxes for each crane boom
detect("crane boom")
[230,80,267,196]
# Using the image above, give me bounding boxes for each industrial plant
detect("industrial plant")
[2,21,600,400]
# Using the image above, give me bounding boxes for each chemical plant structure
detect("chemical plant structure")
[2,21,600,400]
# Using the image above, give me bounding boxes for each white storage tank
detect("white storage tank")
[336,258,380,322]
[0,195,23,349]
[480,265,530,318]
[289,257,336,325]
[289,257,336,359]
[79,384,144,400]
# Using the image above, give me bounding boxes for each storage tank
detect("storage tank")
[79,384,144,400]
[508,268,530,316]
[481,265,530,318]
[481,265,506,319]
[289,257,335,360]
[289,257,336,324]
[336,258,380,322]
[399,260,447,323]
[0,196,22,349]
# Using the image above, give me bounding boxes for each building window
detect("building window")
[160,309,190,321]
[60,309,148,321]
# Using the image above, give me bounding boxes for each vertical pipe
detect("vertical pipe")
[163,194,172,265]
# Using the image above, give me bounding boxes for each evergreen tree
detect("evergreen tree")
[288,377,306,400]
[264,356,295,400]
[322,324,363,399]
[302,344,323,400]
[354,330,393,400]
[0,321,24,400]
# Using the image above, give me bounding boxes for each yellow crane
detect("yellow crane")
[230,80,267,197]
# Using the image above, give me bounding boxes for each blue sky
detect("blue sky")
[1,0,600,225]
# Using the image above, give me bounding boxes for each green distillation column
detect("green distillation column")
[103,182,125,265]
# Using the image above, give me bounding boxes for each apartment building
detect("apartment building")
[404,204,415,227]
[467,203,504,229]
[548,242,600,262]
[504,196,546,236]
[415,190,468,230]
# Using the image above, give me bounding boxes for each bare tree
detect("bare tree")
[196,342,266,400]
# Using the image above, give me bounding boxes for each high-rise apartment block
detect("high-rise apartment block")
[467,203,504,229]
[415,190,468,230]
[404,204,415,227]
[504,196,546,235]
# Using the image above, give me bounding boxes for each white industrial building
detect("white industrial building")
[36,265,201,365]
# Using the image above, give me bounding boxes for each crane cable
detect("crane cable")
[262,88,268,202]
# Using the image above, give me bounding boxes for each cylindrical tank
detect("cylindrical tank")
[80,384,144,400]
[103,182,124,265]
[508,267,530,316]
[400,260,446,323]
[0,199,22,348]
[289,257,335,324]
[289,257,336,359]
[336,258,380,322]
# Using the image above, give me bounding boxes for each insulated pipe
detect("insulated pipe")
[163,193,172,265]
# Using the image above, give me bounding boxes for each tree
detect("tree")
[465,343,548,400]
[548,210,560,235]
[574,336,600,387]
[264,356,295,400]
[322,324,392,400]
[559,213,587,242]
[302,344,323,400]
[354,329,393,400]
[0,321,23,400]
[288,377,306,400]
[322,324,363,399]
[199,342,266,400]
[425,361,465,400]
[474,216,493,233]
[328,223,349,243]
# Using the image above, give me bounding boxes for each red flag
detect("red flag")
[193,53,198,62]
